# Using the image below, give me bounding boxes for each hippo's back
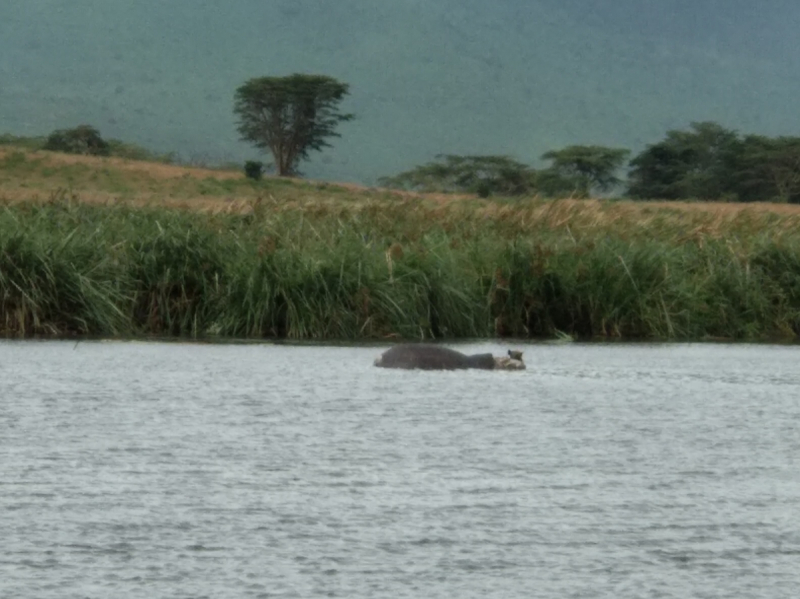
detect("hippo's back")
[375,344,475,370]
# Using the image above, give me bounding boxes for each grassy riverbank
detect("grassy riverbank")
[3,146,800,341]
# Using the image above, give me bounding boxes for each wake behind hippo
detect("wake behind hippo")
[373,344,525,370]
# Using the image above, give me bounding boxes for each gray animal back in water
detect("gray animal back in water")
[373,344,525,370]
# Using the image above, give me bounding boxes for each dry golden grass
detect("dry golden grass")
[0,146,241,180]
[3,144,800,241]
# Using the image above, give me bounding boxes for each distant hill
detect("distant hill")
[2,0,800,183]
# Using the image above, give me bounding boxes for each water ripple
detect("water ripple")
[1,340,799,598]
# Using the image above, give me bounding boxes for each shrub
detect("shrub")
[43,125,110,156]
[244,160,265,180]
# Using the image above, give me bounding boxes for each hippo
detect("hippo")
[373,344,525,371]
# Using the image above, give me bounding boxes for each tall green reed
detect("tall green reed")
[0,205,128,336]
[4,199,800,341]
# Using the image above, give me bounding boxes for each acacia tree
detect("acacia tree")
[541,145,631,197]
[233,74,353,176]
[627,122,741,200]
[736,135,800,203]
[378,154,536,197]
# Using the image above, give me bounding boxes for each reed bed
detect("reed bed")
[3,193,800,341]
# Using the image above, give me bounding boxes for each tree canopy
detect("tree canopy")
[626,121,800,203]
[627,121,741,200]
[233,74,353,176]
[540,145,631,197]
[379,149,629,199]
[735,135,800,203]
[378,154,536,197]
[43,125,110,156]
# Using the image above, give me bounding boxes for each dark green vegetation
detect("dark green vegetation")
[627,122,800,203]
[234,74,354,176]
[244,160,265,181]
[43,125,111,156]
[4,187,800,341]
[381,123,800,203]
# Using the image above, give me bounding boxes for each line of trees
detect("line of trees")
[377,146,632,199]
[377,122,800,203]
[23,71,800,204]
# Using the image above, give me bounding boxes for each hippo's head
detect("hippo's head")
[493,349,526,370]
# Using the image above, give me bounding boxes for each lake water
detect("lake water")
[1,340,799,598]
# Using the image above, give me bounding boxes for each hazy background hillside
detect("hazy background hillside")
[2,0,800,183]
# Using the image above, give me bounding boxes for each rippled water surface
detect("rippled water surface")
[1,340,799,598]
